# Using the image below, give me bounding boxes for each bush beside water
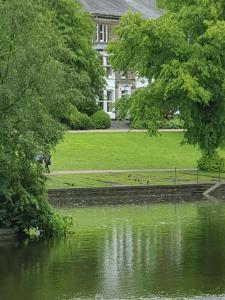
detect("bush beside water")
[0,166,72,237]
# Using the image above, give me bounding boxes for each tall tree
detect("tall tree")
[0,0,70,234]
[45,0,104,115]
[108,0,225,170]
[0,0,103,234]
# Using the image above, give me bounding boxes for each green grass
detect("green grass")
[51,132,201,171]
[47,170,223,189]
[48,132,225,188]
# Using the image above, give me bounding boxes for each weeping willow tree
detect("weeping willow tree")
[108,0,225,170]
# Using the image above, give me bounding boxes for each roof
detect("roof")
[77,0,161,19]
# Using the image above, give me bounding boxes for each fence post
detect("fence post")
[197,168,199,184]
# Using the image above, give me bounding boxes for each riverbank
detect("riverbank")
[48,183,214,207]
[48,131,225,189]
[46,168,223,189]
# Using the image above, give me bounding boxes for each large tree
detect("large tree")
[46,0,104,116]
[108,0,225,170]
[0,0,103,234]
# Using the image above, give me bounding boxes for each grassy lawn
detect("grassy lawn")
[51,132,201,171]
[47,132,225,188]
[47,170,223,189]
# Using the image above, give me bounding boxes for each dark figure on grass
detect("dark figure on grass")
[36,152,44,164]
[44,155,51,173]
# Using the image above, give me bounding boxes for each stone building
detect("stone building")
[78,0,160,119]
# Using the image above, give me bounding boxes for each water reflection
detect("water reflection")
[99,221,187,298]
[1,203,225,299]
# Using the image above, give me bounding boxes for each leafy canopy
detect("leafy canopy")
[108,0,225,159]
[45,0,104,116]
[0,0,103,234]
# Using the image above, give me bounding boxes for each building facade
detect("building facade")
[78,0,160,119]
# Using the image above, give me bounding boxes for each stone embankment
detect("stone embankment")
[207,183,225,200]
[0,229,17,246]
[48,184,213,207]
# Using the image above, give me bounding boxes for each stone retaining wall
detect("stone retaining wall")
[0,229,17,242]
[210,183,225,199]
[48,184,213,207]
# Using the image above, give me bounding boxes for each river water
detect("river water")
[1,202,225,300]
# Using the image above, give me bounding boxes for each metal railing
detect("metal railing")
[123,168,225,186]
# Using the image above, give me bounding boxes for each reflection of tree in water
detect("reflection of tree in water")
[0,236,101,300]
[99,205,225,298]
[1,204,225,299]
[99,222,184,298]
[182,203,225,293]
[0,239,53,299]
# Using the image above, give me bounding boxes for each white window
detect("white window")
[107,90,113,101]
[107,102,113,112]
[99,54,104,66]
[105,24,108,43]
[106,90,114,112]
[95,24,99,43]
[98,101,104,110]
[99,24,104,42]
[121,90,129,97]
[96,24,109,43]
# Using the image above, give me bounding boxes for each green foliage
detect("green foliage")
[115,96,132,120]
[161,117,184,129]
[45,0,105,116]
[198,151,225,172]
[72,112,93,130]
[74,98,100,116]
[61,104,79,128]
[108,1,225,159]
[91,111,111,129]
[0,0,103,235]
[62,107,111,130]
[0,0,69,235]
[130,117,184,129]
[0,163,72,236]
[130,120,146,129]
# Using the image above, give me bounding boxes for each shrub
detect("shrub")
[198,151,225,171]
[61,104,79,128]
[91,111,111,129]
[74,98,99,116]
[0,164,72,237]
[161,117,184,129]
[71,112,93,130]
